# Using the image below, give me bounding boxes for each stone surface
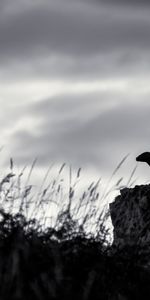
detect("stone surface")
[109,184,150,248]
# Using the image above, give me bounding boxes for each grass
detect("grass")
[0,156,149,299]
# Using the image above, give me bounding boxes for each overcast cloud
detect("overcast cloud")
[1,0,150,190]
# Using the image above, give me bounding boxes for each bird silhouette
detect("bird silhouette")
[136,152,150,166]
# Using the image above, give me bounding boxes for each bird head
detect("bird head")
[136,152,150,166]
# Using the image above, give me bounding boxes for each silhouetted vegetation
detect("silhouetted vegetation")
[0,157,149,300]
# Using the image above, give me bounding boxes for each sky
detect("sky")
[1,0,150,197]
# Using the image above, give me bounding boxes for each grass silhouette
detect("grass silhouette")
[0,156,148,299]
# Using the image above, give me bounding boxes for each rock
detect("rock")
[109,184,150,248]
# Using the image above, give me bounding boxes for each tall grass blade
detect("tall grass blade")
[25,158,37,186]
[101,153,130,201]
[126,165,137,187]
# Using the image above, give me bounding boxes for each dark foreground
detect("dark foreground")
[0,210,149,300]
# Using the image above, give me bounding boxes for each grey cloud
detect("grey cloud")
[0,0,150,83]
[1,0,150,182]
[6,93,112,166]
[0,1,150,64]
[0,101,28,130]
[46,101,150,167]
[0,51,149,82]
[9,94,150,172]
[99,0,150,5]
[85,0,150,7]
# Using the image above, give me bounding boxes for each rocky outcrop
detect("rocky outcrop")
[110,184,150,248]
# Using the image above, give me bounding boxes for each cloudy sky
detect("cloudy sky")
[1,0,150,191]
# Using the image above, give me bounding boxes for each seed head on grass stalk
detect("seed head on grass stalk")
[101,153,130,203]
[32,165,66,222]
[25,158,37,186]
[17,158,37,217]
[33,162,55,214]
